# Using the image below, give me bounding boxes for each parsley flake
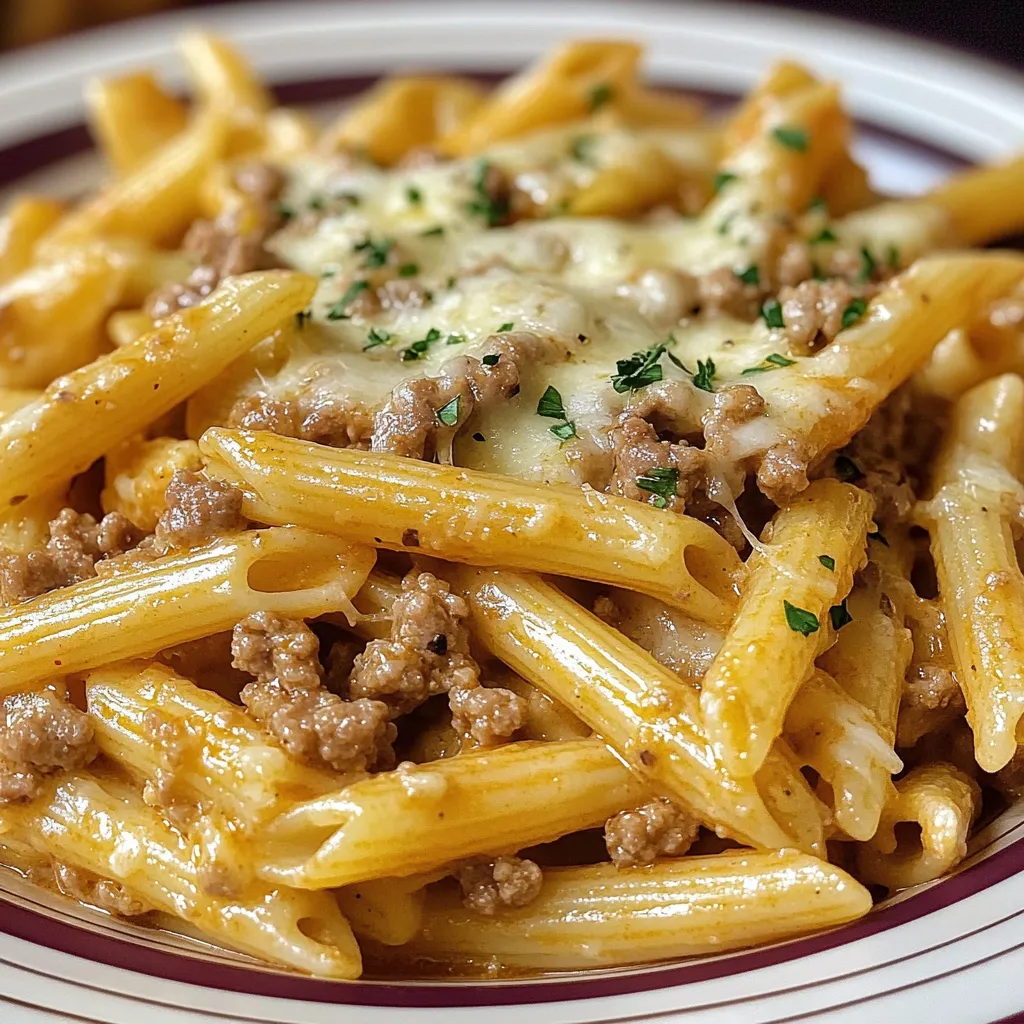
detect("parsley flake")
[772,125,809,152]
[691,358,717,393]
[610,343,667,393]
[354,236,395,269]
[809,227,837,244]
[436,395,460,427]
[833,455,862,482]
[736,264,760,286]
[636,467,679,509]
[536,385,577,441]
[760,298,785,330]
[275,201,295,222]
[713,171,738,193]
[326,280,369,320]
[743,352,795,374]
[398,263,419,277]
[550,421,579,441]
[784,600,820,636]
[337,191,362,206]
[466,158,509,227]
[808,195,828,214]
[818,554,836,571]
[406,185,423,205]
[308,195,325,211]
[841,298,868,330]
[570,135,596,163]
[363,326,391,350]
[445,333,466,345]
[498,322,514,332]
[858,247,877,283]
[887,244,901,269]
[588,82,614,112]
[400,326,442,361]
[829,599,853,630]
[482,353,500,366]
[421,225,445,237]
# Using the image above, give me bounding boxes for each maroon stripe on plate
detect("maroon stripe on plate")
[1,832,1022,1007]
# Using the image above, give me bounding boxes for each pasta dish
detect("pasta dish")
[0,35,1022,980]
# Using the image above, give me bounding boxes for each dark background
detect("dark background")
[1,0,1022,67]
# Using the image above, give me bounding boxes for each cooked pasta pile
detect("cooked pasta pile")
[0,35,1022,979]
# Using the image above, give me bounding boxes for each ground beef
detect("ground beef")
[228,390,375,450]
[456,855,543,916]
[0,509,141,605]
[774,239,814,288]
[779,279,856,353]
[698,266,763,320]
[604,797,699,867]
[897,666,965,747]
[241,681,395,773]
[0,691,98,804]
[370,378,446,460]
[834,388,917,525]
[756,436,812,505]
[231,612,323,690]
[153,470,246,552]
[449,684,527,747]
[702,384,767,457]
[146,161,283,319]
[348,571,480,715]
[607,414,707,513]
[228,393,300,435]
[628,381,705,437]
[53,862,148,917]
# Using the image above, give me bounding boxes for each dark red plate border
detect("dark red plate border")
[0,69,1009,1009]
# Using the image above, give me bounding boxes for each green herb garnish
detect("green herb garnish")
[466,158,509,227]
[833,455,862,481]
[498,322,514,332]
[858,247,877,283]
[691,358,717,393]
[326,280,369,320]
[809,227,837,244]
[736,264,760,286]
[760,298,785,330]
[363,326,391,350]
[570,135,596,163]
[829,599,853,630]
[550,421,578,441]
[354,236,395,269]
[784,600,820,636]
[610,343,667,393]
[636,467,679,509]
[841,298,868,330]
[743,352,795,374]
[398,263,419,277]
[406,185,423,205]
[713,171,738,193]
[400,326,442,361]
[772,125,809,152]
[818,555,836,571]
[436,395,460,426]
[536,385,577,441]
[588,82,614,112]
[421,225,445,237]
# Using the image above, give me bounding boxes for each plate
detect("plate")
[1,2,1024,1022]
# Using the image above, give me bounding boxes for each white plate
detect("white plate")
[1,3,1024,1022]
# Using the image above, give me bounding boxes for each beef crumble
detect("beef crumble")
[153,470,246,552]
[604,797,699,867]
[456,855,543,916]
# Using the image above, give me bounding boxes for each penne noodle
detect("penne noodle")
[921,373,1024,771]
[929,155,1024,247]
[400,850,871,969]
[199,430,742,626]
[857,762,981,890]
[700,479,874,777]
[257,739,647,889]
[448,567,825,854]
[179,32,272,126]
[0,196,64,282]
[0,271,316,510]
[85,661,344,826]
[336,877,430,946]
[0,528,374,696]
[0,771,362,977]
[86,71,189,175]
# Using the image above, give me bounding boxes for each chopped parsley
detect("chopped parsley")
[363,326,391,350]
[406,185,423,205]
[868,529,889,547]
[400,326,442,361]
[635,467,679,509]
[275,201,295,222]
[354,236,395,269]
[294,309,312,329]
[784,600,820,636]
[716,212,737,236]
[760,298,785,330]
[536,385,577,441]
[588,82,614,112]
[337,191,362,206]
[840,297,868,330]
[772,125,809,152]
[818,554,836,571]
[713,171,738,193]
[833,455,862,482]
[436,395,460,426]
[398,263,419,277]
[829,599,853,630]
[466,158,509,227]
[858,247,877,283]
[808,195,828,214]
[736,264,760,286]
[482,353,500,366]
[610,343,667,393]
[691,357,717,393]
[570,135,596,163]
[445,333,466,345]
[498,321,514,332]
[809,227,837,244]
[326,280,368,320]
[421,225,445,237]
[307,195,325,211]
[743,352,795,374]
[887,243,901,270]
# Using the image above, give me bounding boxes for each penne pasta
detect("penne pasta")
[448,567,825,854]
[700,479,874,777]
[921,373,1024,772]
[199,430,741,626]
[336,877,429,946]
[0,196,64,282]
[0,528,374,695]
[400,850,871,969]
[0,770,362,977]
[0,271,316,510]
[857,762,981,890]
[257,739,647,889]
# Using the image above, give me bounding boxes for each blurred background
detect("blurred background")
[0,0,1021,66]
